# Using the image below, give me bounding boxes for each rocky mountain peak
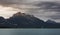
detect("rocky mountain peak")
[13,12,26,17]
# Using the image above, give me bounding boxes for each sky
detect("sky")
[0,0,60,22]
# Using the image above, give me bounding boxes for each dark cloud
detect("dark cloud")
[47,13,60,19]
[0,0,27,7]
[0,0,17,7]
[0,0,33,6]
[0,0,22,4]
[29,1,60,22]
[35,1,60,12]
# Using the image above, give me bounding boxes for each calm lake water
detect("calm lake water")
[0,29,60,35]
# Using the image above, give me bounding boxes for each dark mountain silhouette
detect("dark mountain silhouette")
[0,12,60,28]
[43,20,60,28]
[0,17,17,28]
[7,12,44,28]
[46,20,56,23]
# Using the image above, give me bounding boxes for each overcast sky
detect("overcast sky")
[0,0,60,22]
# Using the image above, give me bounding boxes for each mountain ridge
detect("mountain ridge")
[0,12,60,28]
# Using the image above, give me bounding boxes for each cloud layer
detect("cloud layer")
[34,1,60,22]
[0,0,60,22]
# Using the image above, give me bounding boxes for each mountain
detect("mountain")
[0,12,60,28]
[0,16,16,28]
[43,20,60,28]
[7,12,44,28]
[46,20,56,23]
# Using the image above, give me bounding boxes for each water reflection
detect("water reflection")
[0,29,60,35]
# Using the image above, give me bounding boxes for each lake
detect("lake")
[0,28,60,35]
